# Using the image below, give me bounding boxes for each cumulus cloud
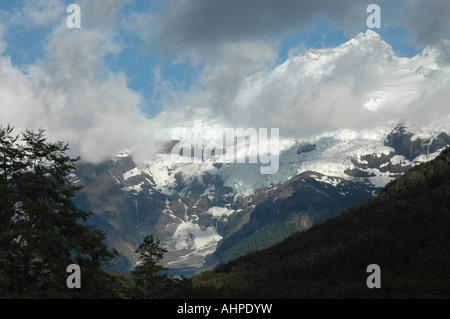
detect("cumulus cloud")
[401,0,450,46]
[0,22,6,54]
[1,0,449,166]
[406,80,450,127]
[77,0,131,29]
[168,30,450,140]
[127,0,388,135]
[0,0,160,164]
[139,0,450,141]
[153,0,366,55]
[21,0,66,28]
[150,0,450,53]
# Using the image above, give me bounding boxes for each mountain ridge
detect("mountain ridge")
[191,146,450,298]
[73,123,448,274]
[71,30,450,275]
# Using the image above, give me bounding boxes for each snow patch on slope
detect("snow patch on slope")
[123,167,141,180]
[171,221,221,251]
[207,206,235,219]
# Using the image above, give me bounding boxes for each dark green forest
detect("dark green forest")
[192,146,450,298]
[0,125,190,299]
[1,124,449,299]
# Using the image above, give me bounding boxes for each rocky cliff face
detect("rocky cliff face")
[384,125,450,161]
[70,121,448,275]
[68,31,450,275]
[73,152,238,274]
[207,171,377,268]
[347,125,450,182]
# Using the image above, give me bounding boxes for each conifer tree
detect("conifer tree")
[131,235,171,298]
[0,126,116,298]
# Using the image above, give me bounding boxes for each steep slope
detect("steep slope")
[204,124,450,268]
[72,157,167,272]
[72,122,448,275]
[206,171,376,267]
[70,30,450,275]
[192,147,450,298]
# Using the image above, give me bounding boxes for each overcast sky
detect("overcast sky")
[0,0,449,163]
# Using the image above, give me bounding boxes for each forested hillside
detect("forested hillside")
[0,126,189,299]
[192,147,450,298]
[2,124,449,299]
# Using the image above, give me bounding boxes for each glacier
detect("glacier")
[92,30,450,275]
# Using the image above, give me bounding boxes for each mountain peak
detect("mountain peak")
[334,29,389,54]
[363,29,381,38]
[362,31,389,48]
[352,29,382,42]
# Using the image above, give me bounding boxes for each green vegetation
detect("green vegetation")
[221,221,300,262]
[0,125,188,299]
[192,147,450,298]
[212,175,375,268]
[2,123,449,299]
[130,234,192,299]
[0,125,117,298]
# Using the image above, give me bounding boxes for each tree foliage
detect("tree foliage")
[131,235,193,299]
[4,123,448,299]
[0,125,117,298]
[192,147,450,298]
[132,235,170,298]
[0,124,194,299]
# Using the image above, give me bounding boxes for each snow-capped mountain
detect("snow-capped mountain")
[72,30,450,275]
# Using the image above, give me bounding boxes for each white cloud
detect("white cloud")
[1,1,449,168]
[0,2,161,165]
[22,0,66,28]
[78,0,132,29]
[0,22,6,55]
[163,31,450,140]
[402,0,450,45]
